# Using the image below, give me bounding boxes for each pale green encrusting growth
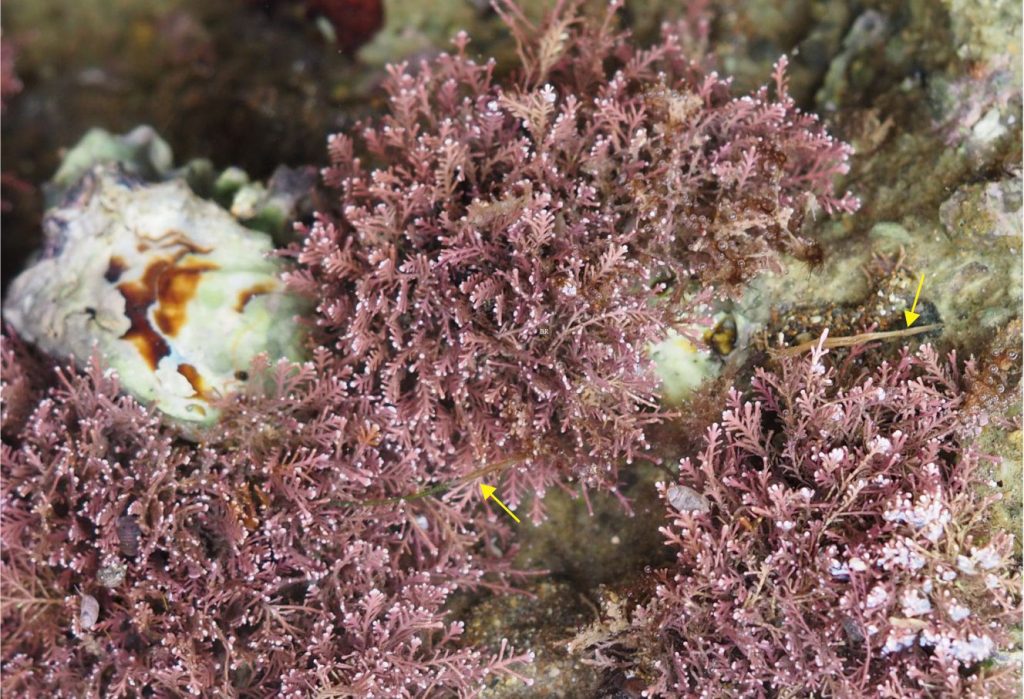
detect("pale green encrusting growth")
[650,332,718,404]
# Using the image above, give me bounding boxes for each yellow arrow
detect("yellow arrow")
[480,483,520,523]
[904,273,925,327]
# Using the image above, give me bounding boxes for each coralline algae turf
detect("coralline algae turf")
[0,0,1020,696]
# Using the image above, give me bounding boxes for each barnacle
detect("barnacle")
[703,315,738,356]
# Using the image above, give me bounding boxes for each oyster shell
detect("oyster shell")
[4,165,308,425]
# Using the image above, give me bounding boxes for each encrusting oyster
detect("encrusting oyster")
[3,165,308,425]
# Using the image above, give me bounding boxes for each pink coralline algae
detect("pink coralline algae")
[289,0,856,514]
[592,338,1020,697]
[1,3,858,696]
[1,341,529,697]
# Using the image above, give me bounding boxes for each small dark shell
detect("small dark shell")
[116,515,142,557]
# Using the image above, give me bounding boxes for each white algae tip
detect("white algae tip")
[3,165,308,425]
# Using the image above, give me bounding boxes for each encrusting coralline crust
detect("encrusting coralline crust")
[1,2,858,696]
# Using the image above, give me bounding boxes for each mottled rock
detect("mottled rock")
[817,10,890,111]
[939,178,1022,246]
[97,560,127,588]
